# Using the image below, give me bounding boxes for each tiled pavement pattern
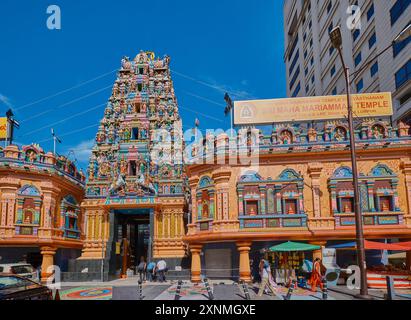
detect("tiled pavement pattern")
[59,280,411,301]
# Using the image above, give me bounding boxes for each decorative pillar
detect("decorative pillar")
[209,190,215,219]
[148,208,154,262]
[391,179,400,211]
[0,181,18,237]
[297,184,304,214]
[401,160,411,223]
[188,176,199,225]
[367,181,376,212]
[259,185,266,214]
[213,169,231,220]
[329,183,338,214]
[308,163,322,218]
[238,188,244,216]
[190,244,203,283]
[216,191,222,220]
[237,241,252,283]
[275,185,282,214]
[40,246,57,282]
[79,205,110,259]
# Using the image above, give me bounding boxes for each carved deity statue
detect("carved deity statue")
[120,156,128,175]
[334,127,346,142]
[372,125,384,139]
[280,130,293,145]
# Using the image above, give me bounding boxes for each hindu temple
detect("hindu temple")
[69,52,188,280]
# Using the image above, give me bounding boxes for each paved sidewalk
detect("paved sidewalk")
[58,279,407,300]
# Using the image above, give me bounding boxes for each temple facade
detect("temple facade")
[0,144,85,280]
[184,120,411,282]
[74,52,187,280]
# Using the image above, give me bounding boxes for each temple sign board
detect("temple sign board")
[0,118,7,140]
[234,92,393,125]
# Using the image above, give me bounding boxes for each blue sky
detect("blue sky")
[0,0,285,170]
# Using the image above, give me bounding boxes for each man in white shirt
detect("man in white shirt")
[156,260,167,282]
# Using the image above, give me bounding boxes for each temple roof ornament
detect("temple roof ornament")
[85,52,185,198]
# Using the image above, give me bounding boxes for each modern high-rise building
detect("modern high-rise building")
[283,0,411,124]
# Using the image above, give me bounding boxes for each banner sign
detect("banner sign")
[234,92,393,125]
[0,118,7,139]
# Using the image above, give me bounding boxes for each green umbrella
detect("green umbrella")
[268,241,321,252]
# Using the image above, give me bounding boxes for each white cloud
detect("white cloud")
[65,139,95,163]
[0,93,13,109]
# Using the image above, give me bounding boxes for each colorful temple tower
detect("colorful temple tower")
[76,52,187,279]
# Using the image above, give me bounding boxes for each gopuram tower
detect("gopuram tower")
[76,52,187,279]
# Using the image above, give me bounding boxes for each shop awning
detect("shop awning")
[268,241,321,252]
[328,242,356,249]
[388,252,406,259]
[364,240,411,251]
[329,241,411,251]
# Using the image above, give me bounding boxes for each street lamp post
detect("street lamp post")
[329,24,411,298]
[329,26,369,298]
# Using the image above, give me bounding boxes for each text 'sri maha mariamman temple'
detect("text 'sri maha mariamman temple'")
[1,52,411,282]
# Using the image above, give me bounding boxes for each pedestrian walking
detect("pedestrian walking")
[258,259,277,297]
[137,256,146,282]
[308,258,325,292]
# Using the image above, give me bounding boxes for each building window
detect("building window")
[288,35,299,61]
[367,3,375,21]
[132,127,139,140]
[339,197,354,213]
[355,52,362,67]
[311,57,314,65]
[129,160,137,176]
[356,79,364,92]
[284,199,298,214]
[368,33,377,49]
[289,66,300,90]
[289,50,300,75]
[306,84,310,93]
[292,82,301,97]
[61,195,80,239]
[331,65,336,77]
[327,1,332,14]
[393,33,411,57]
[371,62,379,77]
[391,0,411,25]
[197,176,215,221]
[305,67,308,76]
[328,23,333,35]
[353,29,360,42]
[311,75,315,84]
[246,200,259,216]
[15,185,42,236]
[329,46,335,55]
[332,87,337,95]
[378,196,394,212]
[395,59,411,89]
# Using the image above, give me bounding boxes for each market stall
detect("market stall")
[329,240,411,289]
[262,241,321,287]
